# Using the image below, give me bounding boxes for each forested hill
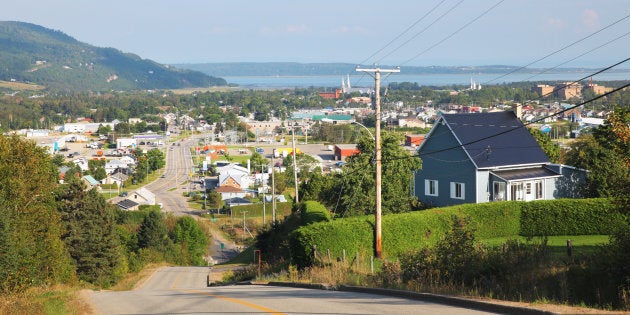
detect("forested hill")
[0,21,227,91]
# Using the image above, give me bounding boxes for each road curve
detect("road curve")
[89,266,498,315]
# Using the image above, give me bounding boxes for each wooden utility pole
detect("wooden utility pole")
[271,155,276,223]
[291,122,299,203]
[356,66,400,259]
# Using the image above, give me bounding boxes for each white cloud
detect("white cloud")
[330,25,368,35]
[544,17,566,30]
[285,24,309,34]
[580,9,599,31]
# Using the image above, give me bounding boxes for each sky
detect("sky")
[2,0,629,68]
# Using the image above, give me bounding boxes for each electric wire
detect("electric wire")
[427,58,629,143]
[373,0,465,65]
[482,13,630,85]
[399,0,505,67]
[413,81,630,160]
[359,0,449,66]
[522,30,630,82]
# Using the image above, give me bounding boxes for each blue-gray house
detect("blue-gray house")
[414,110,585,208]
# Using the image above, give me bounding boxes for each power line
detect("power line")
[522,30,630,82]
[360,0,449,65]
[483,13,630,85]
[416,82,630,159]
[373,0,465,65]
[399,0,505,67]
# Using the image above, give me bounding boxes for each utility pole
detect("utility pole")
[271,155,276,223]
[291,122,299,203]
[356,66,400,259]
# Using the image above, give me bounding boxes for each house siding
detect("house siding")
[414,122,477,207]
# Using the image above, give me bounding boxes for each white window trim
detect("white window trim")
[450,182,465,200]
[425,179,438,196]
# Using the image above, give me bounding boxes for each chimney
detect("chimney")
[512,103,522,120]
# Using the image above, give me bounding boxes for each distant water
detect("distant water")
[224,71,630,89]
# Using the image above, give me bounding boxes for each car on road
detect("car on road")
[255,147,264,154]
[119,191,128,197]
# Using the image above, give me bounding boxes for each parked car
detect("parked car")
[119,191,128,197]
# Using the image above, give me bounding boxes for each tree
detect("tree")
[170,216,208,265]
[0,135,74,293]
[138,210,169,249]
[325,131,422,216]
[562,106,630,224]
[250,152,268,174]
[529,128,560,163]
[56,177,126,286]
[88,159,107,181]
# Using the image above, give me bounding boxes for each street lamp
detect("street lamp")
[351,121,375,140]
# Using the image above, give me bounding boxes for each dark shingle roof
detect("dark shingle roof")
[117,199,139,210]
[443,111,550,168]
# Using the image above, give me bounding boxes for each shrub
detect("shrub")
[520,198,625,236]
[299,201,331,225]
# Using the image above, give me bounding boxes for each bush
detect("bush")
[289,201,521,268]
[299,201,331,225]
[520,199,625,236]
[288,198,627,268]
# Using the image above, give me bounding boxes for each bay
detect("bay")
[224,71,630,89]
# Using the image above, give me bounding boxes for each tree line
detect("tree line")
[0,135,208,292]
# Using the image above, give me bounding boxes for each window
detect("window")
[425,179,438,196]
[450,182,465,199]
[525,183,531,194]
[535,181,543,199]
[493,182,506,201]
[510,183,524,201]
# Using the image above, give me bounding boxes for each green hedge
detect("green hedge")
[519,198,624,236]
[289,199,625,267]
[299,201,331,225]
[289,201,522,268]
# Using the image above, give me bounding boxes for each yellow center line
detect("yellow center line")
[182,289,286,315]
[171,269,183,289]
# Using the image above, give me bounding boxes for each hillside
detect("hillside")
[0,21,227,91]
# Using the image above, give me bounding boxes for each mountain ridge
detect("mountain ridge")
[174,62,623,77]
[0,21,227,91]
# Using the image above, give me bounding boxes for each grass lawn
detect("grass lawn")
[481,235,610,257]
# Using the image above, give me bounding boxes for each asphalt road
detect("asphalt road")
[88,266,499,315]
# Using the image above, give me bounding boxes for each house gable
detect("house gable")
[414,119,477,207]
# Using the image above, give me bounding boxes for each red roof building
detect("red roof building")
[405,134,425,146]
[318,89,342,99]
[334,144,361,161]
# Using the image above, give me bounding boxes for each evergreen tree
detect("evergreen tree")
[56,177,126,286]
[138,209,168,249]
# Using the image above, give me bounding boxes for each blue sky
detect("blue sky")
[2,0,629,68]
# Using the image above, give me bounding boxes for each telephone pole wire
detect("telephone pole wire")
[356,66,400,259]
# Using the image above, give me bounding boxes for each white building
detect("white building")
[116,138,137,149]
